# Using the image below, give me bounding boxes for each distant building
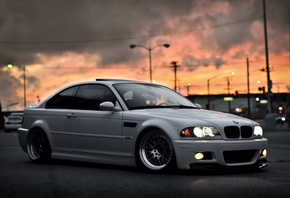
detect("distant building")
[186,93,289,119]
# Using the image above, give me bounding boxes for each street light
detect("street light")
[7,64,26,108]
[207,72,234,110]
[129,44,170,83]
[247,59,269,118]
[7,102,19,111]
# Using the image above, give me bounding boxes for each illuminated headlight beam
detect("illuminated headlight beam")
[181,127,220,138]
[254,126,263,136]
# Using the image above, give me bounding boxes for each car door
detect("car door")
[45,86,78,151]
[65,84,123,158]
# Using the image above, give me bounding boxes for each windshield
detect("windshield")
[114,83,197,110]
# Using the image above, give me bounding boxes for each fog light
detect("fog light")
[195,152,204,160]
[261,149,267,157]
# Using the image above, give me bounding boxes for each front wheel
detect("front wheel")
[138,130,175,171]
[27,128,51,163]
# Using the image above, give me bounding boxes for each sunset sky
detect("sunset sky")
[0,0,289,110]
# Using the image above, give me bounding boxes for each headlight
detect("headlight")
[181,127,220,138]
[254,126,263,136]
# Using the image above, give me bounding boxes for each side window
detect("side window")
[46,86,78,109]
[75,85,116,110]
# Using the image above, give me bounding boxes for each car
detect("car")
[4,112,23,132]
[18,79,268,171]
[272,113,286,125]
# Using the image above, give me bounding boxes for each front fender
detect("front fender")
[121,117,186,159]
[139,118,185,140]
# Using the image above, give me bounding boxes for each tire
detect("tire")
[138,130,175,171]
[27,128,51,163]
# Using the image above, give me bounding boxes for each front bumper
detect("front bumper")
[172,138,268,170]
[4,124,21,131]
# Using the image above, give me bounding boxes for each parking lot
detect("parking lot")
[0,125,290,198]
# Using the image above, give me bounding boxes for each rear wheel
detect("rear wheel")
[27,128,51,163]
[138,130,175,171]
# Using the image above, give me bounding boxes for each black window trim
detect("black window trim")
[46,83,124,111]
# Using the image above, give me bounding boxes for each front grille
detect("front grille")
[224,126,239,138]
[224,126,253,139]
[223,150,257,163]
[241,126,252,138]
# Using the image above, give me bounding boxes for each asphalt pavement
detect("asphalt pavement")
[0,124,289,198]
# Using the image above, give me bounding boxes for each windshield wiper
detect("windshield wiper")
[169,105,199,109]
[130,106,171,110]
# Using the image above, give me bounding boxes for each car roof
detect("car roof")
[65,79,153,87]
[95,79,151,85]
[95,79,132,82]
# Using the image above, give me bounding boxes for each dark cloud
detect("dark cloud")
[0,0,288,67]
[0,69,23,108]
[182,54,227,71]
[0,0,196,66]
[232,51,247,59]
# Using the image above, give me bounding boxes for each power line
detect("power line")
[0,16,263,45]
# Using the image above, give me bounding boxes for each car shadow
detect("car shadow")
[31,158,267,176]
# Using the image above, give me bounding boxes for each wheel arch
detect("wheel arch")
[134,126,178,169]
[27,126,52,163]
[134,118,183,156]
[28,120,53,151]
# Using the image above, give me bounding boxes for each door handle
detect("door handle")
[67,113,77,118]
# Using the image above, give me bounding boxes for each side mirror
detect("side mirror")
[194,103,203,109]
[99,101,121,111]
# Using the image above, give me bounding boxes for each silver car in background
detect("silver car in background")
[5,113,23,132]
[18,79,268,171]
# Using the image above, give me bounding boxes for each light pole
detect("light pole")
[225,76,233,113]
[185,83,193,96]
[247,60,268,118]
[207,72,234,110]
[129,43,170,83]
[7,64,26,108]
[7,102,19,111]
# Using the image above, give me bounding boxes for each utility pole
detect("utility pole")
[247,58,251,118]
[23,65,26,108]
[225,77,231,113]
[170,61,180,92]
[263,0,273,113]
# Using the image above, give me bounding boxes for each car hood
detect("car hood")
[131,108,258,127]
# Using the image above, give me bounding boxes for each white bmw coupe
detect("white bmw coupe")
[18,79,268,171]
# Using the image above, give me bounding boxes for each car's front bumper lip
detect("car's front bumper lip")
[190,158,268,170]
[172,138,268,170]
